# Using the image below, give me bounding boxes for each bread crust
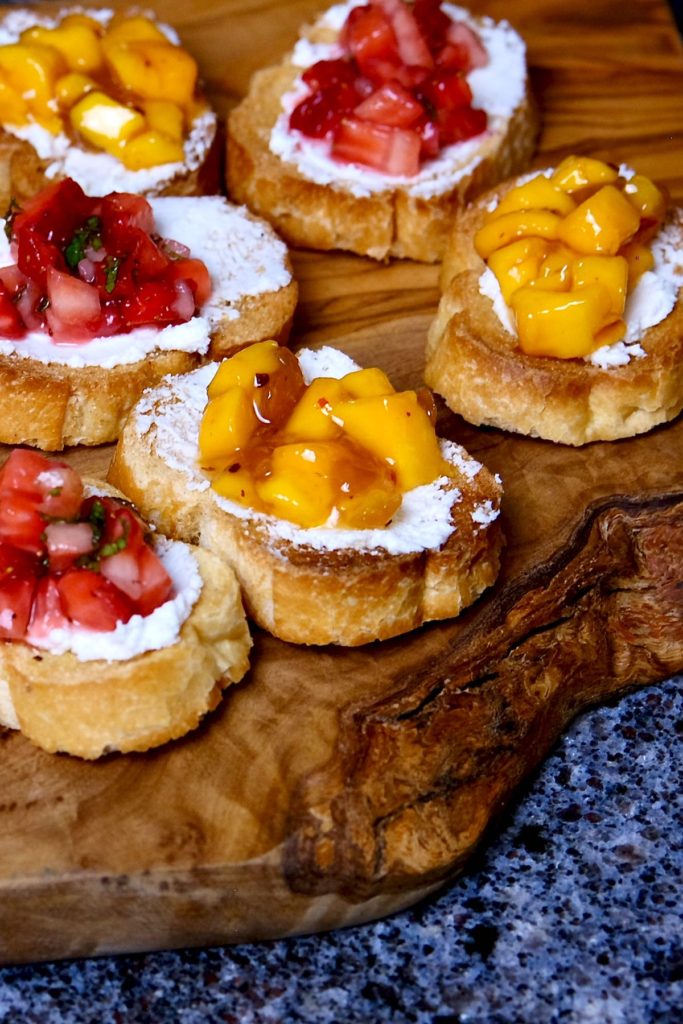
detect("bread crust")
[227,14,539,262]
[108,370,504,647]
[0,479,252,759]
[426,183,683,445]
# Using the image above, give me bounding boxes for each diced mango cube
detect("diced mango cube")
[55,72,96,108]
[341,367,395,398]
[256,443,337,527]
[487,237,547,304]
[198,387,257,463]
[474,210,561,260]
[558,185,640,255]
[333,392,446,491]
[535,246,573,292]
[20,24,103,74]
[120,130,184,169]
[494,176,577,218]
[0,75,27,125]
[622,174,667,223]
[104,16,170,46]
[572,255,628,317]
[511,283,613,358]
[337,482,401,530]
[212,463,261,509]
[594,320,626,348]
[283,377,346,441]
[620,239,654,287]
[70,90,145,154]
[0,44,66,130]
[207,342,282,398]
[143,99,184,140]
[551,155,619,193]
[104,40,197,107]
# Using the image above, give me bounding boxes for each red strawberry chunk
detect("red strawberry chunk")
[342,5,399,69]
[332,117,421,176]
[0,281,24,339]
[375,0,433,68]
[354,81,424,128]
[437,104,487,145]
[442,21,488,71]
[419,70,473,111]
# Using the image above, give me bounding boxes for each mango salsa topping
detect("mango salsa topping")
[198,341,451,530]
[0,13,203,169]
[474,156,668,358]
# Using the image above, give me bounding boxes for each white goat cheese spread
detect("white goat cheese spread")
[134,347,500,556]
[270,1,527,200]
[0,197,291,368]
[478,173,683,367]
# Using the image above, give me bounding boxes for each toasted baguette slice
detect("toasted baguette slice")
[426,179,683,445]
[0,196,296,450]
[0,490,251,760]
[0,8,220,209]
[227,3,538,262]
[108,350,504,647]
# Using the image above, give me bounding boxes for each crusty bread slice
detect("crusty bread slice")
[227,6,538,262]
[0,493,252,760]
[426,181,683,445]
[0,197,297,451]
[0,7,220,209]
[108,353,504,646]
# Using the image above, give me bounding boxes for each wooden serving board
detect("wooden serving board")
[1,0,682,965]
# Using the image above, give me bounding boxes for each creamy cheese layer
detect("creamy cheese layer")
[270,1,527,199]
[134,347,500,555]
[478,170,683,368]
[0,7,216,196]
[0,197,292,368]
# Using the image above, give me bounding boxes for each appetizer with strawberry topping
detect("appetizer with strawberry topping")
[228,0,538,260]
[0,177,296,450]
[0,449,251,758]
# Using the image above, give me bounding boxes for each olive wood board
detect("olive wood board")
[1,0,682,965]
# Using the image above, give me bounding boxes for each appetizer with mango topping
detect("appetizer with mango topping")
[0,8,217,203]
[426,155,683,444]
[109,343,504,646]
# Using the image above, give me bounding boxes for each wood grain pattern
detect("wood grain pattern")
[1,0,682,964]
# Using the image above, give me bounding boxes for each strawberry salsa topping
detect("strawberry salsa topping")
[0,178,212,343]
[0,450,173,642]
[288,0,488,176]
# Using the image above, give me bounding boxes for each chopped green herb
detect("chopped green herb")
[100,536,127,558]
[105,256,121,294]
[64,215,102,270]
[48,486,62,497]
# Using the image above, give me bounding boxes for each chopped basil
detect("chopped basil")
[105,256,121,294]
[48,486,62,497]
[99,536,127,558]
[64,215,102,270]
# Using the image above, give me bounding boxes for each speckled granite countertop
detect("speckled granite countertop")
[0,675,680,1024]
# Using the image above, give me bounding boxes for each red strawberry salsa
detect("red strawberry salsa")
[271,0,527,191]
[0,450,201,659]
[0,177,211,345]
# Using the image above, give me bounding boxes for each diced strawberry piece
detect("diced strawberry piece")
[0,491,45,554]
[34,462,83,520]
[57,568,135,631]
[342,4,399,68]
[120,280,183,327]
[302,58,356,92]
[15,279,44,332]
[100,192,155,236]
[290,82,358,138]
[44,521,95,573]
[354,81,425,128]
[418,70,473,111]
[332,117,421,176]
[0,264,28,299]
[28,576,70,639]
[0,281,24,339]
[0,573,36,640]
[0,542,40,579]
[442,21,488,71]
[45,266,101,341]
[12,179,92,249]
[412,0,450,52]
[100,543,172,617]
[375,0,433,68]
[93,497,147,555]
[16,226,66,290]
[435,41,471,71]
[437,104,487,145]
[417,115,440,157]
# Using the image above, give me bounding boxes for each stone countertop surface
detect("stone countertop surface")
[0,676,680,1024]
